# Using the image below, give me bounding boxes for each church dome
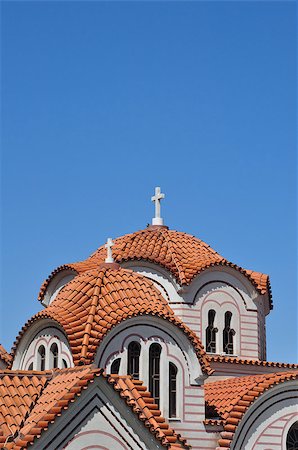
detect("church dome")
[13,265,212,374]
[38,227,271,304]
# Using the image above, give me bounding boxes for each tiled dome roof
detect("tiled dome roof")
[13,266,212,374]
[38,227,271,305]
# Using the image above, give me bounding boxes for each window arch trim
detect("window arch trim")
[223,310,236,355]
[205,309,218,353]
[127,341,141,380]
[38,345,46,371]
[149,343,162,407]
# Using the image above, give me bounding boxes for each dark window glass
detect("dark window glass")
[223,311,235,354]
[287,422,298,450]
[206,309,218,353]
[50,343,59,368]
[28,362,33,371]
[111,358,121,374]
[169,362,177,418]
[149,343,161,407]
[127,342,141,379]
[38,345,46,371]
[62,359,68,368]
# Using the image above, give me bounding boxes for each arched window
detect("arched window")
[287,422,298,450]
[169,362,177,418]
[50,343,59,368]
[28,362,33,371]
[127,342,141,379]
[62,359,68,368]
[38,345,46,371]
[149,343,161,407]
[206,309,218,353]
[111,358,121,374]
[223,311,235,354]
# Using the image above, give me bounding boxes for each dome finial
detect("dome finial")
[105,238,114,263]
[151,187,165,226]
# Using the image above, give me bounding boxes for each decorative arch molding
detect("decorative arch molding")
[120,260,182,303]
[94,316,204,420]
[42,269,77,306]
[189,266,259,309]
[230,381,298,450]
[12,318,73,370]
[66,430,128,450]
[95,315,203,384]
[121,261,266,315]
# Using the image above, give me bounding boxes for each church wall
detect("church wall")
[122,262,266,362]
[252,411,297,450]
[169,385,220,449]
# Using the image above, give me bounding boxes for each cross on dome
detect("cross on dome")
[105,238,114,263]
[151,186,165,226]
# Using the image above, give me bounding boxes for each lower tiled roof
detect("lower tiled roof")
[12,266,212,375]
[0,366,189,450]
[38,227,272,306]
[0,370,50,446]
[205,370,298,449]
[207,354,298,370]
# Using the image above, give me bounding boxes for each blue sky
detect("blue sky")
[1,1,297,363]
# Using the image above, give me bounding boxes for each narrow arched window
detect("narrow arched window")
[50,343,59,368]
[38,345,46,371]
[206,309,218,353]
[223,311,235,354]
[287,422,298,450]
[169,362,177,418]
[111,358,121,374]
[149,343,161,407]
[28,362,33,371]
[127,342,141,379]
[62,359,68,369]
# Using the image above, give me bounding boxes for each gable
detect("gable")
[32,380,164,450]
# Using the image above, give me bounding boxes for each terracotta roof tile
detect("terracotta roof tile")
[0,347,12,367]
[38,228,271,305]
[0,367,190,450]
[107,375,189,449]
[0,370,50,447]
[207,354,298,370]
[13,267,212,375]
[205,370,298,449]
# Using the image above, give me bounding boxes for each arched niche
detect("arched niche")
[12,318,73,370]
[120,260,182,303]
[94,315,205,420]
[186,266,260,309]
[42,269,77,306]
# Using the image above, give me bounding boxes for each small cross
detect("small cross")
[105,238,114,263]
[151,187,165,226]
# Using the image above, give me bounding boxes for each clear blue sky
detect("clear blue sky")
[1,1,297,363]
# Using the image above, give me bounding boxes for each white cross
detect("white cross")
[151,187,165,226]
[105,238,114,263]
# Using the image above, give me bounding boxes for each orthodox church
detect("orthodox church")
[0,188,297,450]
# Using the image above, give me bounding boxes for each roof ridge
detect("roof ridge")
[159,228,184,285]
[79,269,105,364]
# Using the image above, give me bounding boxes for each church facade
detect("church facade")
[0,188,297,450]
